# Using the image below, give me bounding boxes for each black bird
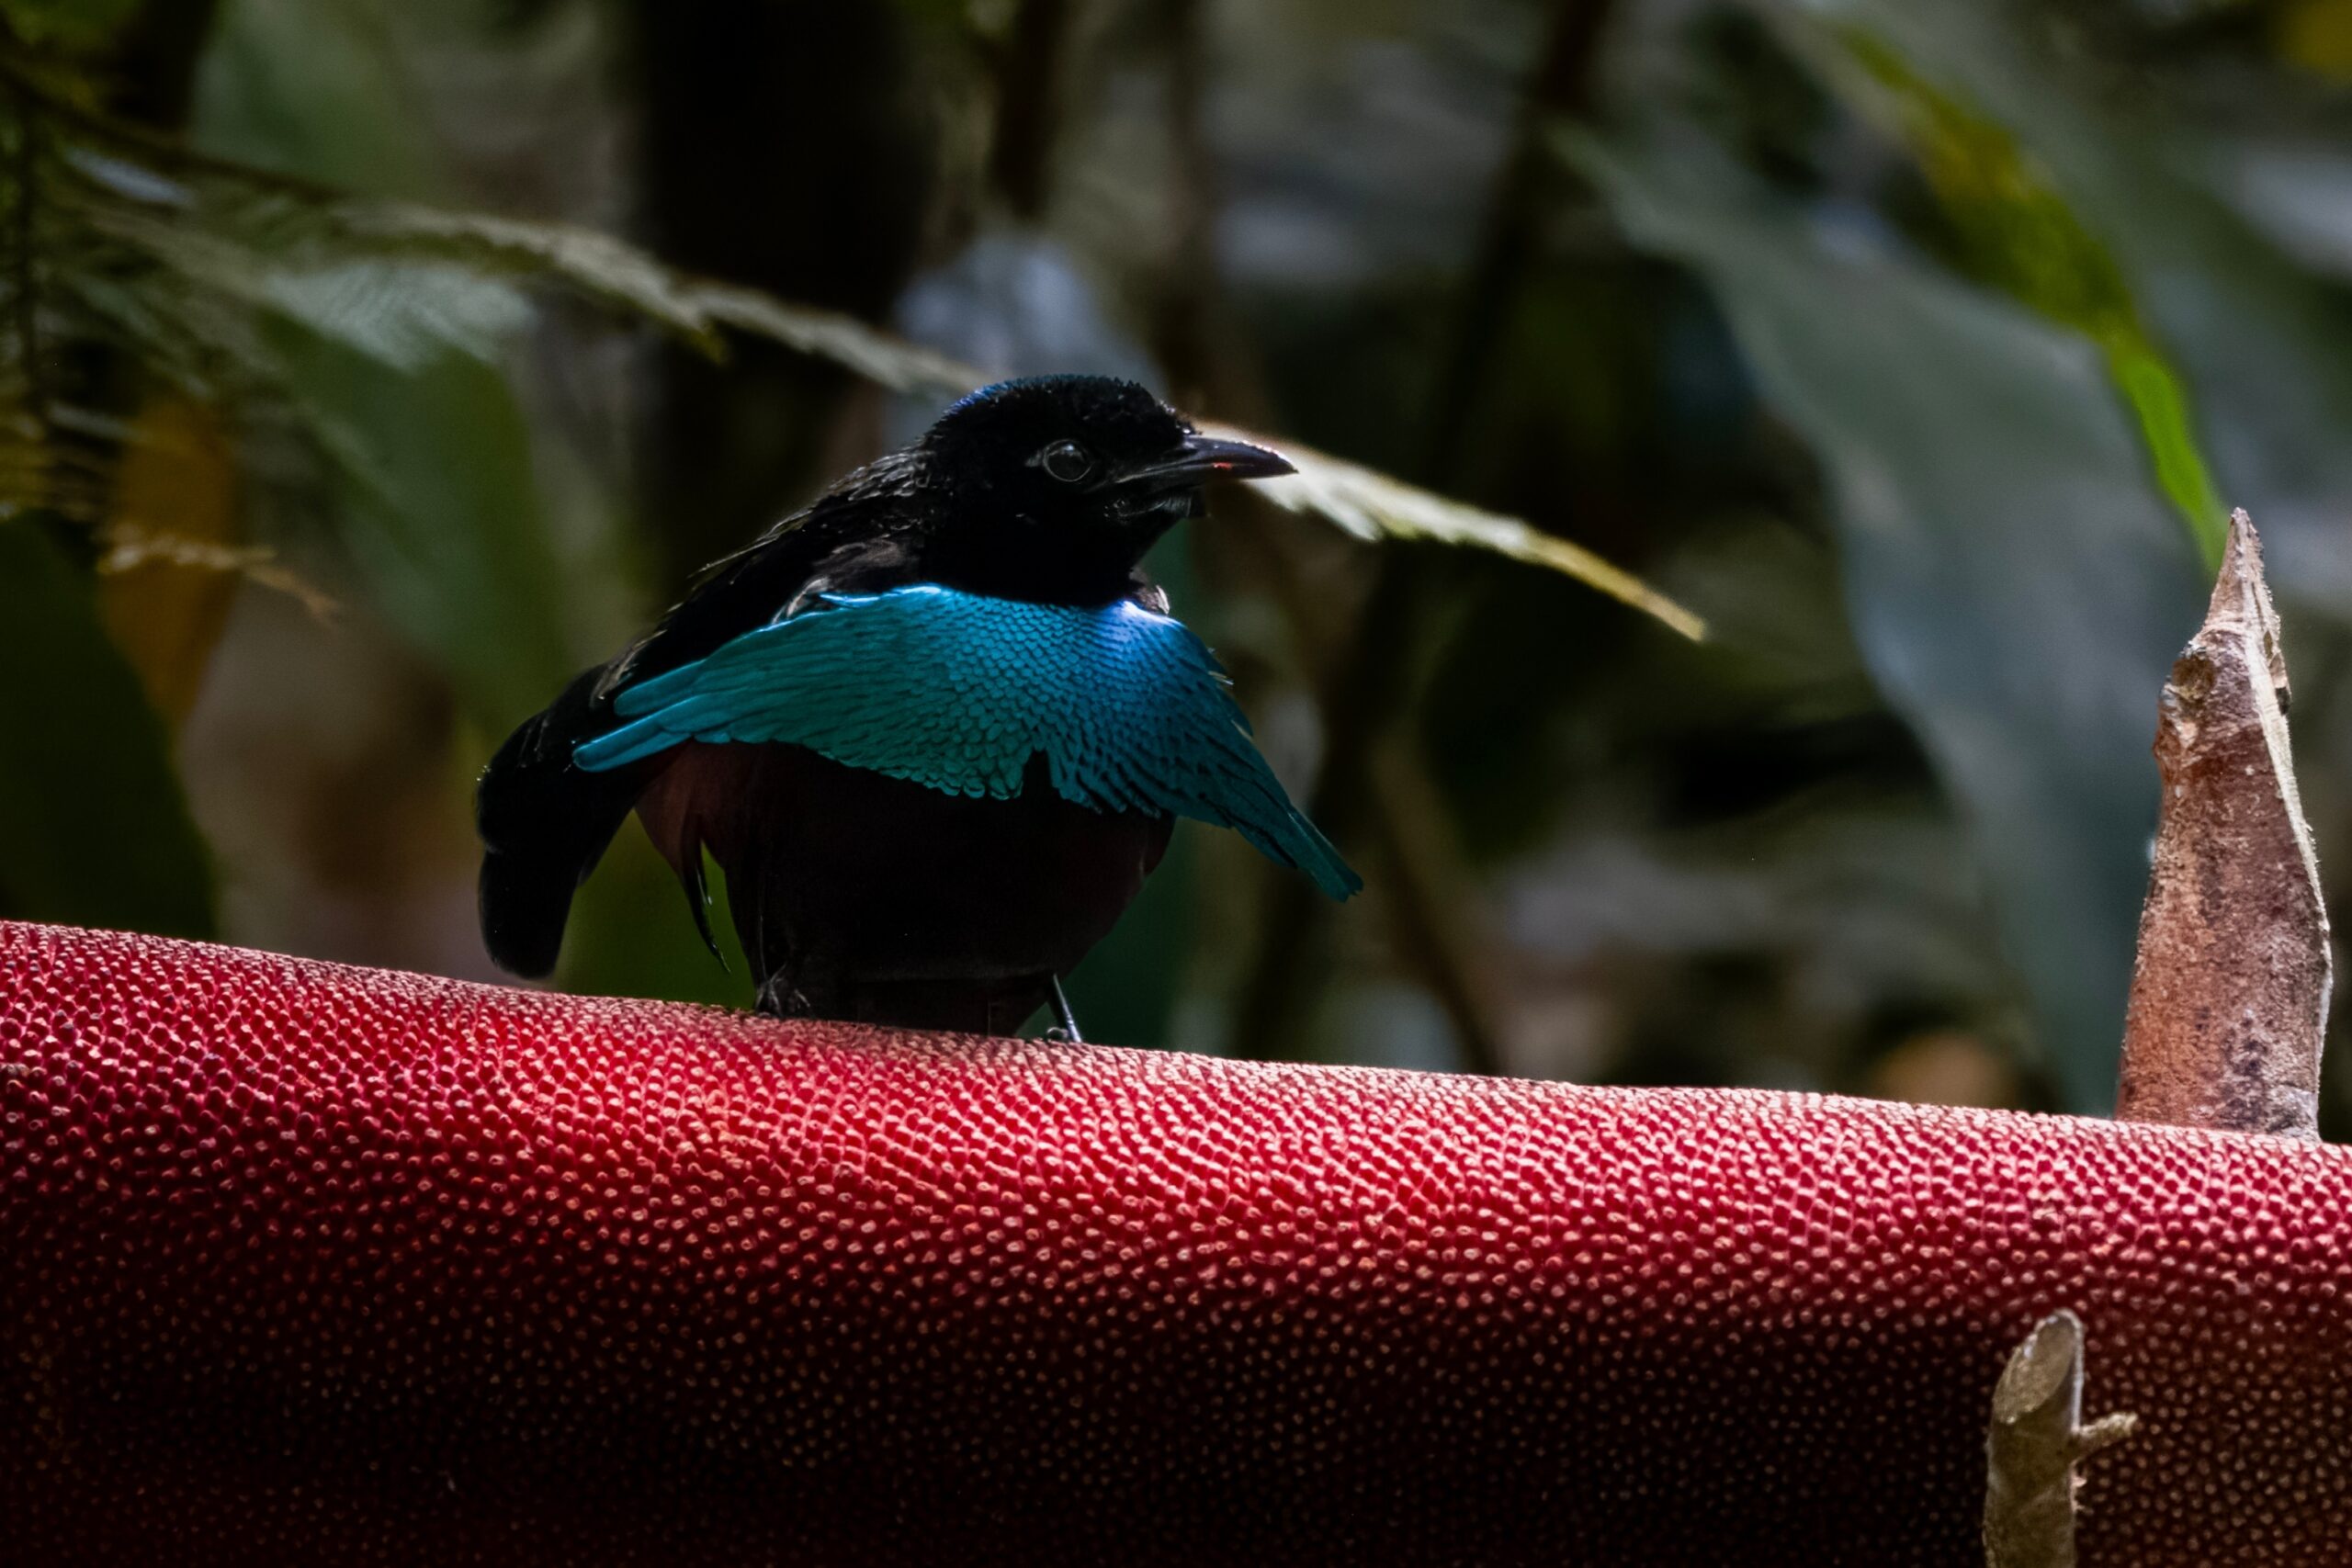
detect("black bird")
[477,375,1358,1036]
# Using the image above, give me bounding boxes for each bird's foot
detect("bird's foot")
[753,975,816,1019]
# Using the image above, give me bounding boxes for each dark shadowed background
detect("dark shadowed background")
[6,0,2352,1134]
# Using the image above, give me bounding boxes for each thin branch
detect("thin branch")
[2116,510,2330,1137]
[1984,1311,2138,1568]
[96,525,339,620]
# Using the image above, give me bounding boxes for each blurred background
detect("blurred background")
[6,0,2350,1133]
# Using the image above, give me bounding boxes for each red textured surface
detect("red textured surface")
[4,922,2350,1565]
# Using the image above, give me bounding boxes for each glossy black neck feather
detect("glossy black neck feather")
[911,483,1198,606]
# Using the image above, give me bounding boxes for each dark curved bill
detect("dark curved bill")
[1115,433,1296,493]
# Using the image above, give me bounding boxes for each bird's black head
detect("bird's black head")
[913,374,1293,604]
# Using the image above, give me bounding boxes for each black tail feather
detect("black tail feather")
[475,667,646,977]
[677,837,724,965]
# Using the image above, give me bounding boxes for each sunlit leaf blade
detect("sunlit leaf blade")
[96,526,338,620]
[254,259,531,369]
[1208,423,1708,641]
[691,284,983,395]
[330,204,724,353]
[0,520,214,937]
[296,206,992,393]
[1579,131,2204,1111]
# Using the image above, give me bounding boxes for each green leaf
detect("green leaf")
[253,259,533,369]
[179,10,584,734]
[1579,132,2204,1111]
[334,205,728,355]
[689,282,980,391]
[275,328,578,732]
[1790,24,2229,567]
[1768,0,2352,606]
[0,520,214,937]
[190,0,440,197]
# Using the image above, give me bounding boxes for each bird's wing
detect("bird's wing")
[1046,604,1363,900]
[573,587,1362,900]
[594,453,924,699]
[579,585,1044,797]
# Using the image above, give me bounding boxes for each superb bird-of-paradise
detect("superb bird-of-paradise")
[476,375,1355,1036]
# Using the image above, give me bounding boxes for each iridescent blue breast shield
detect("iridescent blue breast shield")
[574,585,1360,899]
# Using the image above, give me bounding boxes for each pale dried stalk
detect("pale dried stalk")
[2116,510,2330,1138]
[96,525,339,620]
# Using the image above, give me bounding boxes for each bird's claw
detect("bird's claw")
[753,976,816,1020]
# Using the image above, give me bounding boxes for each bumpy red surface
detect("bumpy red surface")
[4,921,2349,1565]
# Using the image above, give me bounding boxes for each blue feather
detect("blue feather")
[574,585,1361,899]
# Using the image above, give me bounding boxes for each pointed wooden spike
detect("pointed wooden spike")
[2209,508,2290,706]
[2116,510,2331,1137]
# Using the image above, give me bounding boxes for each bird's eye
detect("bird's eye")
[1037,439,1094,484]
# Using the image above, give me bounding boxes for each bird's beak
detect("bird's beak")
[1115,433,1296,494]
